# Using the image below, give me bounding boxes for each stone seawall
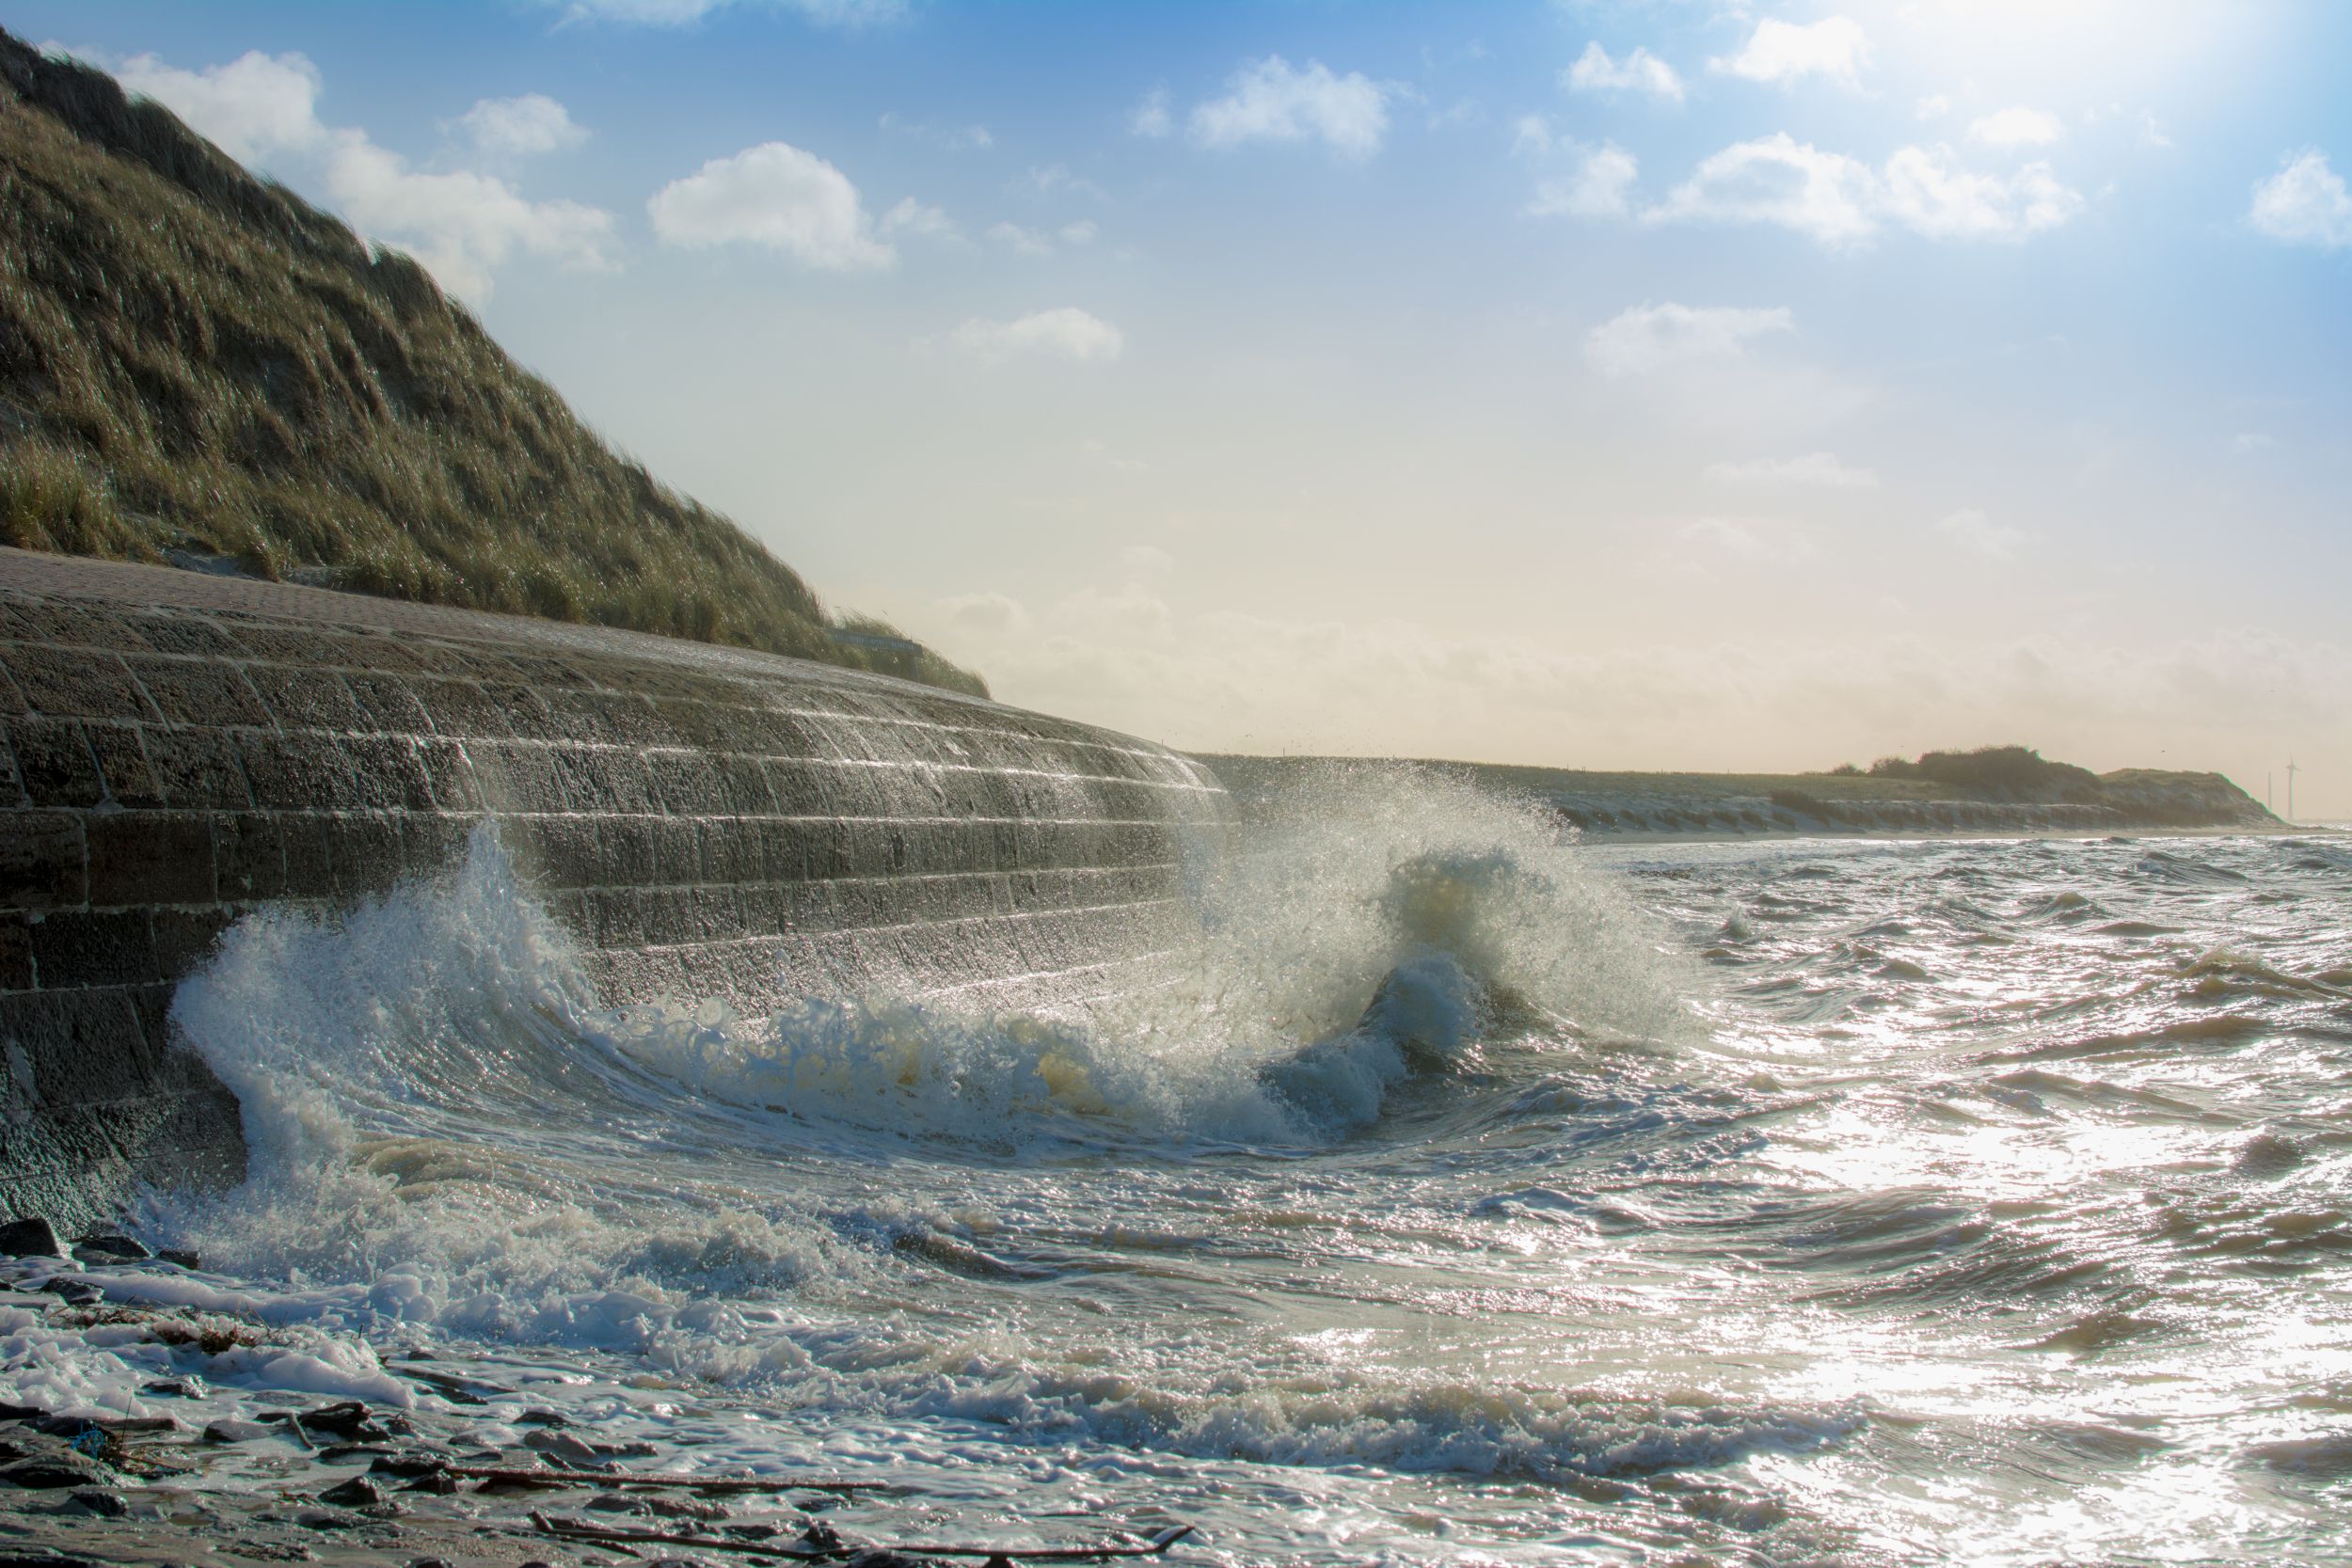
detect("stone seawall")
[0,547,1226,1231]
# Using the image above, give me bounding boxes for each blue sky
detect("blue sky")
[23,1,2352,813]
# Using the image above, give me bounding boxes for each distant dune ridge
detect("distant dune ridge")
[1208,746,2281,837]
[0,28,986,697]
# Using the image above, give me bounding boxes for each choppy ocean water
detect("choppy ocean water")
[12,769,2350,1564]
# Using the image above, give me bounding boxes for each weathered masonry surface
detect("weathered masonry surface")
[0,547,1227,1229]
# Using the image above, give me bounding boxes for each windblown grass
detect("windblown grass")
[0,29,986,698]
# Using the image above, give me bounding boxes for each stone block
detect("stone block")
[599,816,660,885]
[754,818,810,884]
[415,740,484,812]
[0,601,150,656]
[402,812,475,876]
[29,911,159,990]
[691,886,746,942]
[121,657,272,728]
[153,908,235,978]
[0,916,32,990]
[651,818,704,886]
[405,678,526,740]
[585,888,644,948]
[468,741,562,816]
[696,818,758,885]
[551,747,657,816]
[342,736,436,811]
[213,813,287,901]
[519,816,602,891]
[5,715,102,808]
[116,612,243,660]
[86,811,214,908]
[237,732,359,812]
[0,646,158,722]
[276,815,335,896]
[240,664,371,733]
[85,722,164,809]
[636,887,698,948]
[321,813,405,898]
[341,674,434,736]
[764,758,834,816]
[143,727,253,811]
[0,811,83,911]
[648,751,729,817]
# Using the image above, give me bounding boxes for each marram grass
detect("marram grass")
[0,29,985,700]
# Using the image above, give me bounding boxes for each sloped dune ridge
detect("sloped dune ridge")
[0,27,983,696]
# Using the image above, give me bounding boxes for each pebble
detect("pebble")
[315,1475,385,1508]
[204,1419,274,1444]
[68,1486,127,1516]
[72,1233,151,1262]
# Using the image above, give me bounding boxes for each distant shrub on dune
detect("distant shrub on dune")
[1867,745,2100,801]
[0,29,986,698]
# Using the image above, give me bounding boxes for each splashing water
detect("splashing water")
[12,769,2340,1564]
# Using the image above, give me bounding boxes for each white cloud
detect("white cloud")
[947,308,1125,365]
[984,216,1100,258]
[1015,164,1108,201]
[548,0,904,28]
[880,112,993,151]
[1709,16,1870,90]
[648,141,893,270]
[1565,41,1684,103]
[453,94,587,157]
[1187,55,1392,159]
[115,49,327,162]
[1704,451,1879,490]
[1648,134,2082,246]
[1585,302,1795,378]
[1934,508,2027,562]
[1130,88,1174,140]
[116,50,612,302]
[1915,94,1951,120]
[1648,134,1879,245]
[881,198,959,241]
[2230,432,2280,456]
[1968,106,2064,150]
[2250,150,2352,249]
[1528,144,1639,218]
[1120,544,1176,576]
[1675,516,1820,565]
[937,591,1032,638]
[1880,145,2081,239]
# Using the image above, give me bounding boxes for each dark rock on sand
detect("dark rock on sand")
[65,1488,124,1516]
[314,1475,384,1508]
[0,1454,109,1489]
[0,1218,60,1258]
[204,1419,272,1444]
[72,1234,149,1262]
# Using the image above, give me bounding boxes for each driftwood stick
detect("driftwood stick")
[531,1512,1196,1563]
[453,1462,885,1494]
[530,1513,826,1561]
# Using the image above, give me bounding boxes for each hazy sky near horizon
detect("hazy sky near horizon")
[24,0,2352,814]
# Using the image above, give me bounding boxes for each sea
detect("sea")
[10,767,2351,1565]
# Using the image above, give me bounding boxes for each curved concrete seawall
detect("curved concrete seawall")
[0,546,1226,1230]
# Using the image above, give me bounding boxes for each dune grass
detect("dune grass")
[0,29,986,699]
